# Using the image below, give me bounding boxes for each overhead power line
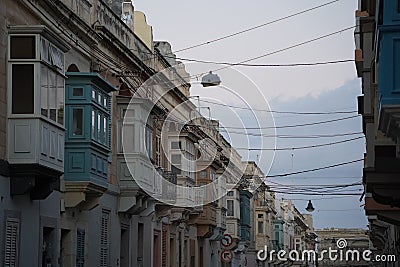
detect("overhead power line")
[222,131,364,139]
[269,190,362,196]
[266,158,364,178]
[216,115,360,130]
[173,0,340,53]
[174,57,354,67]
[235,136,364,151]
[211,25,358,73]
[191,98,357,114]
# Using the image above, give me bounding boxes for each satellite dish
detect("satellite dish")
[201,71,221,87]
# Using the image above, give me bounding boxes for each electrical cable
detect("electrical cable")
[266,158,364,178]
[235,136,364,151]
[172,0,340,53]
[219,130,364,139]
[190,98,357,114]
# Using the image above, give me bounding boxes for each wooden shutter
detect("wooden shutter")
[100,210,110,267]
[76,229,85,267]
[4,217,20,267]
[162,224,167,267]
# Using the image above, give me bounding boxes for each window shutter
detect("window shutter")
[76,229,85,267]
[4,217,20,267]
[100,210,110,267]
[161,224,167,267]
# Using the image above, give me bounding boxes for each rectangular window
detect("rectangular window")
[49,70,57,121]
[91,110,96,139]
[227,191,234,197]
[171,154,181,175]
[145,126,153,160]
[12,64,34,114]
[41,66,48,117]
[50,45,64,70]
[103,117,107,145]
[72,109,83,136]
[171,141,181,150]
[155,135,161,166]
[40,66,65,124]
[258,221,264,234]
[76,229,85,267]
[258,214,263,219]
[40,38,50,63]
[10,36,36,59]
[199,170,207,179]
[73,87,84,97]
[4,217,20,267]
[227,200,234,216]
[103,96,107,107]
[98,113,101,141]
[57,75,64,125]
[100,210,110,267]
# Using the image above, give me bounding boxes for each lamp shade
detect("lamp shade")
[201,71,221,87]
[306,200,315,212]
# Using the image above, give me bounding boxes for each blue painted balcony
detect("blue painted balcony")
[377,0,400,138]
[63,72,116,208]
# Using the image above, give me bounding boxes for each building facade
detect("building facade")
[0,1,316,267]
[354,1,400,266]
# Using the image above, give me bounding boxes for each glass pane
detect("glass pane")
[49,70,57,121]
[10,36,36,59]
[40,38,50,63]
[57,74,64,125]
[50,45,64,70]
[12,64,34,114]
[72,109,83,136]
[41,65,48,117]
[103,117,107,144]
[171,154,181,164]
[73,87,84,96]
[91,110,96,139]
[98,113,101,141]
[199,171,207,179]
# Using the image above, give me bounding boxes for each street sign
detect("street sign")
[220,234,233,247]
[220,249,233,263]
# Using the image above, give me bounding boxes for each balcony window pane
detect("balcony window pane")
[50,45,64,70]
[10,36,36,59]
[258,221,263,234]
[41,66,48,117]
[171,141,181,150]
[199,170,207,179]
[73,88,84,96]
[72,109,83,136]
[57,74,64,125]
[98,113,101,141]
[40,38,50,63]
[49,70,57,121]
[91,110,96,139]
[103,117,107,144]
[12,64,34,114]
[227,200,234,216]
[171,154,181,174]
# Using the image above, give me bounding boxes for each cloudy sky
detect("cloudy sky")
[132,0,367,229]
